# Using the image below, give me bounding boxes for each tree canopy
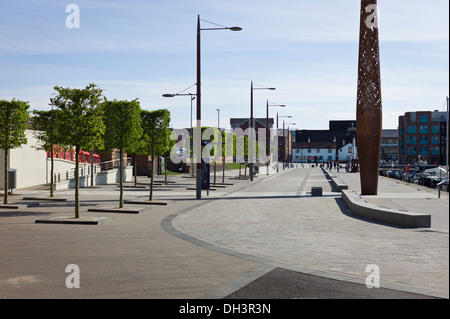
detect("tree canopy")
[50,83,105,218]
[102,98,143,207]
[140,108,171,201]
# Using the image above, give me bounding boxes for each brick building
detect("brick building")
[398,110,448,165]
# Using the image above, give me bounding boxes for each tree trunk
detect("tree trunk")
[149,155,154,201]
[3,149,8,204]
[119,149,124,208]
[133,153,138,186]
[164,156,167,182]
[222,157,225,184]
[50,147,54,198]
[75,146,80,219]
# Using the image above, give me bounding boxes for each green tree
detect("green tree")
[0,99,30,204]
[102,99,142,208]
[32,109,61,198]
[140,109,171,201]
[51,83,105,218]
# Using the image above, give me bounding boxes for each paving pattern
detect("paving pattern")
[171,166,449,298]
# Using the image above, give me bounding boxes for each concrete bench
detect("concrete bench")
[341,190,431,228]
[326,174,348,192]
[332,177,348,191]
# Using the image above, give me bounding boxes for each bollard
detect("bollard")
[311,187,323,197]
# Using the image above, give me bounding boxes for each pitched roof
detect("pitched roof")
[230,118,274,128]
[293,142,336,149]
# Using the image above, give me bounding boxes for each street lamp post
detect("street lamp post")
[287,123,296,168]
[283,121,296,169]
[277,113,291,171]
[163,86,197,176]
[216,108,220,129]
[250,82,275,181]
[195,16,242,199]
[266,101,285,175]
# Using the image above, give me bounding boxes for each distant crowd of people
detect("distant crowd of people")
[304,159,361,173]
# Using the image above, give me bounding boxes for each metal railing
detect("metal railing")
[52,158,131,183]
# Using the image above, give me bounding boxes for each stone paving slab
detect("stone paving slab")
[170,166,449,298]
[0,167,448,299]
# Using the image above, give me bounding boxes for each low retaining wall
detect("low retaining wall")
[341,189,431,229]
[322,169,431,228]
[55,167,133,189]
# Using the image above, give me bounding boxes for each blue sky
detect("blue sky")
[1,0,448,130]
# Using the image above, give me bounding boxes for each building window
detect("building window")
[419,136,428,145]
[419,114,429,123]
[431,147,440,155]
[307,149,311,153]
[348,147,352,153]
[407,136,416,144]
[407,125,416,134]
[432,125,440,133]
[419,125,428,134]
[328,148,332,153]
[431,136,440,144]
[407,147,417,155]
[419,146,428,156]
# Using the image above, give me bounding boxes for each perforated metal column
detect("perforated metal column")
[356,0,383,195]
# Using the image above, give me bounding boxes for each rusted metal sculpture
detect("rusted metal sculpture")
[356,0,383,195]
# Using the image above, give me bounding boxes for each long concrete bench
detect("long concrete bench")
[341,190,431,228]
[330,176,348,191]
[322,169,348,192]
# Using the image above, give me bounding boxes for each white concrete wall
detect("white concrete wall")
[55,167,133,189]
[1,130,133,191]
[338,143,358,162]
[0,130,47,190]
[292,148,336,163]
[48,158,100,183]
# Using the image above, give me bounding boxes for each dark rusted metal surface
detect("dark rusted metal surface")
[356,0,383,195]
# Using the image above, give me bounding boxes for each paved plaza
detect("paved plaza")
[0,165,448,299]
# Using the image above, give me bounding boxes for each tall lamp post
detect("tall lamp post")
[216,108,220,129]
[163,85,197,176]
[250,82,275,181]
[287,123,296,168]
[283,121,296,169]
[266,101,285,175]
[277,113,291,171]
[195,16,242,199]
